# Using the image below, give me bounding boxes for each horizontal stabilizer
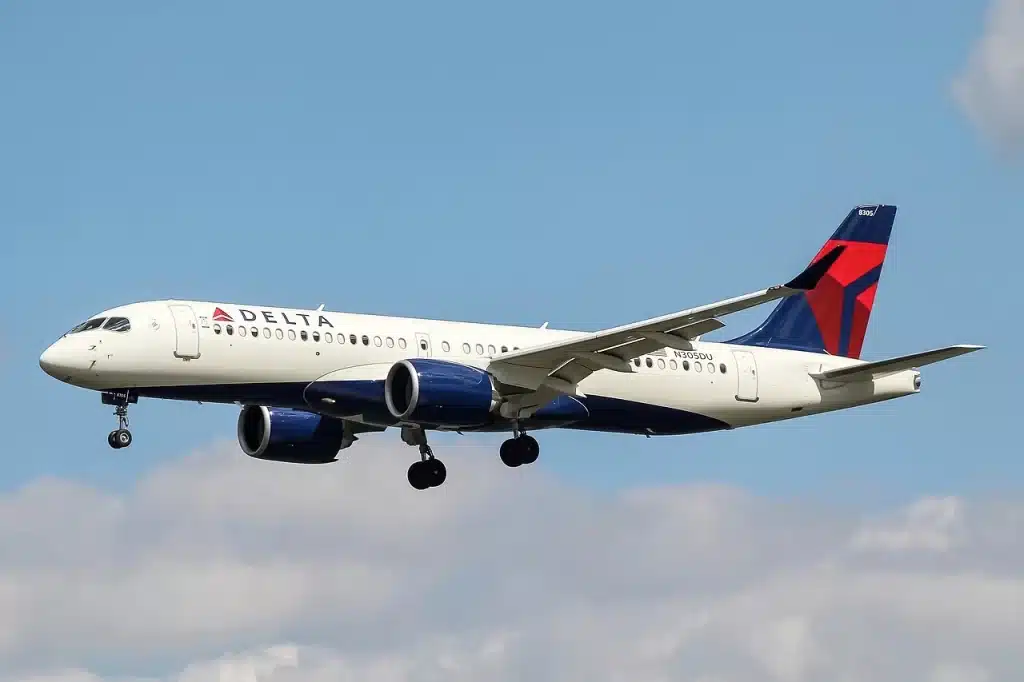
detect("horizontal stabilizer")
[811,344,984,383]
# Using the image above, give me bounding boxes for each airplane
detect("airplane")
[39,204,982,490]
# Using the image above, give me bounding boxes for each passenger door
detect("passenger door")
[168,304,200,359]
[732,350,758,402]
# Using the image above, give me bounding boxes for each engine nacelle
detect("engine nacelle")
[384,358,499,427]
[237,405,347,463]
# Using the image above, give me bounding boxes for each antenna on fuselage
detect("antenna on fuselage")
[539,321,549,329]
[316,304,325,311]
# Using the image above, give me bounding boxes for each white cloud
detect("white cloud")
[849,496,963,552]
[952,0,1024,152]
[0,439,1022,681]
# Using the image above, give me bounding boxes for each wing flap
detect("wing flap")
[811,345,984,383]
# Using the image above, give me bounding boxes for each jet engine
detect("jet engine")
[237,405,347,463]
[384,358,500,428]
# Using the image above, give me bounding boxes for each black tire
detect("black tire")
[407,461,430,490]
[429,458,447,487]
[519,435,539,464]
[116,429,132,448]
[499,439,522,467]
[108,431,121,449]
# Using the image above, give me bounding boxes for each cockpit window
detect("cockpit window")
[68,318,106,334]
[104,317,131,332]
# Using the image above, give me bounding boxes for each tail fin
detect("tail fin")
[728,204,896,359]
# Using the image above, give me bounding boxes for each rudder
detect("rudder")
[728,204,896,359]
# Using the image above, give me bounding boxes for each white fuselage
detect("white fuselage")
[39,299,920,437]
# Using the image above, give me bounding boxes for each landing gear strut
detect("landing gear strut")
[401,426,446,490]
[102,391,136,449]
[499,432,540,468]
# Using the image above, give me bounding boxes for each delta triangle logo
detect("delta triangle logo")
[212,307,234,322]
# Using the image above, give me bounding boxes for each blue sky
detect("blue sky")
[0,0,1018,503]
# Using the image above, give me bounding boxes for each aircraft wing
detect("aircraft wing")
[810,344,984,383]
[486,245,846,408]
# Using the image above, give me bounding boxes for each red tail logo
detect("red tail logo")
[212,307,233,322]
[804,240,888,359]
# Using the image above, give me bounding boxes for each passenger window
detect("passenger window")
[300,330,308,341]
[719,363,727,374]
[104,317,131,332]
[374,336,382,347]
[288,329,297,340]
[670,359,677,370]
[475,343,484,355]
[463,343,471,354]
[420,339,428,351]
[239,326,247,337]
[487,344,496,355]
[442,341,451,352]
[694,362,702,373]
[682,360,689,371]
[276,329,284,340]
[312,331,320,342]
[707,362,714,373]
[386,337,394,348]
[214,324,222,335]
[633,358,641,367]
[501,345,508,353]
[645,357,653,368]
[657,358,666,369]
[226,325,234,335]
[337,333,345,344]
[362,335,369,346]
[398,338,407,349]
[325,332,333,343]
[261,328,269,338]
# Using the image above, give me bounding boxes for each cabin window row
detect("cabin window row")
[211,323,521,356]
[633,356,727,375]
[212,323,409,349]
[439,341,520,356]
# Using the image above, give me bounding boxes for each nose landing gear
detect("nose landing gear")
[102,391,136,450]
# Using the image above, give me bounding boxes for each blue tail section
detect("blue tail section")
[727,205,896,359]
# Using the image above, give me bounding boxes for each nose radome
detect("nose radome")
[39,341,92,379]
[39,344,60,377]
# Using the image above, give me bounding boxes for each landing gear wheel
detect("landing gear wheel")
[408,461,431,490]
[500,434,540,467]
[108,429,132,449]
[518,434,539,464]
[428,458,447,486]
[115,428,132,448]
[403,427,447,489]
[407,458,447,490]
[500,439,522,467]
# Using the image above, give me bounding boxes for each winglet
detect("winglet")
[784,245,846,290]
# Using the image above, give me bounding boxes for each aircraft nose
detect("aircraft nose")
[39,341,93,380]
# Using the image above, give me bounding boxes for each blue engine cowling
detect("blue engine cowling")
[384,358,499,427]
[237,405,346,463]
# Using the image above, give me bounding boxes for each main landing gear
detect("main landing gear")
[402,426,447,490]
[400,425,541,490]
[499,433,540,468]
[102,391,136,450]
